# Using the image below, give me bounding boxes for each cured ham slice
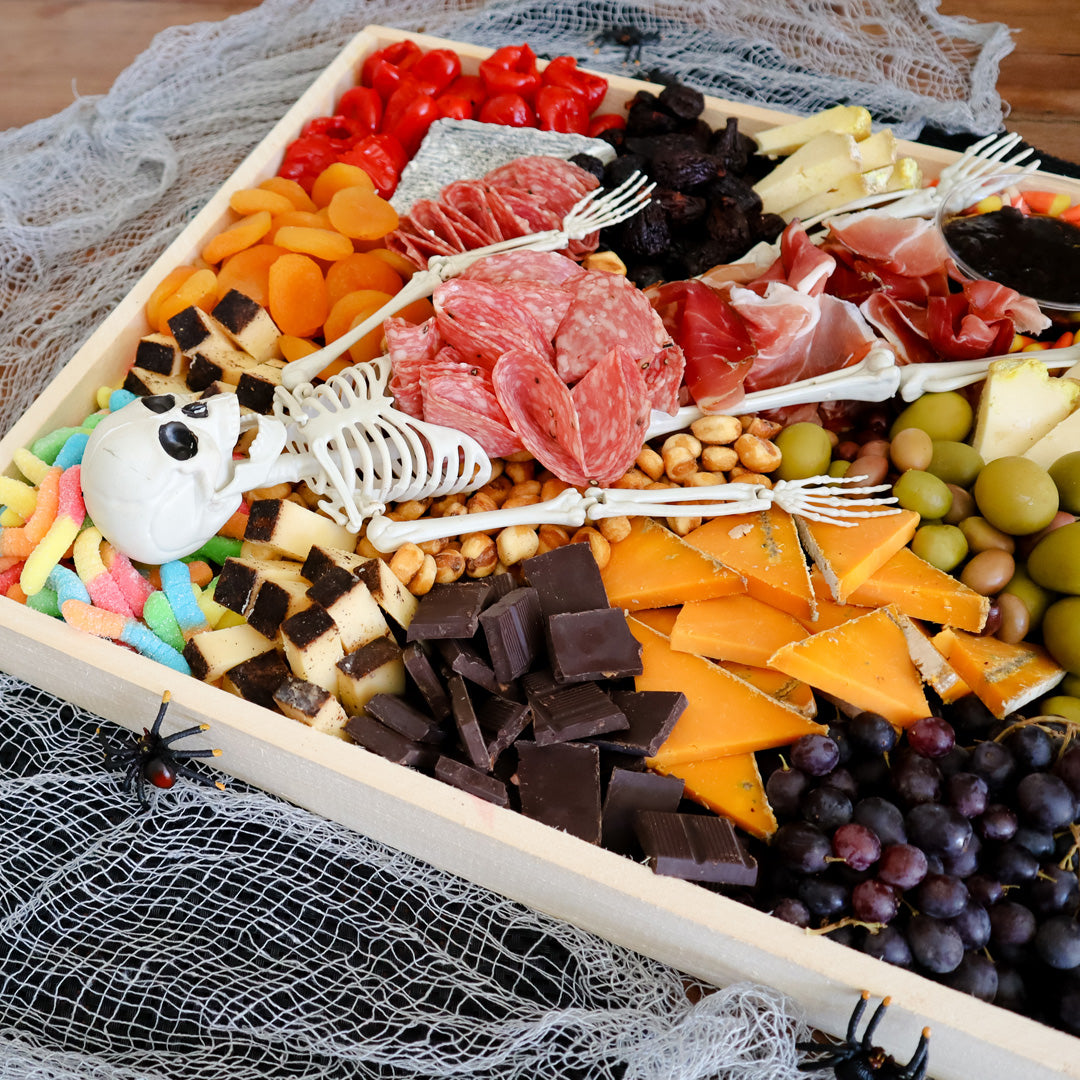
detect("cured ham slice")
[826,212,950,279]
[755,223,835,297]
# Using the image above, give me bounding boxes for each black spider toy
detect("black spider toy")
[594,25,661,64]
[798,992,931,1080]
[99,691,224,808]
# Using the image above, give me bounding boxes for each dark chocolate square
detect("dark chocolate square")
[363,694,447,745]
[402,643,451,721]
[633,811,758,886]
[447,675,492,771]
[345,714,438,770]
[522,543,610,618]
[407,581,492,641]
[601,769,684,855]
[515,741,601,844]
[435,756,509,807]
[590,691,687,757]
[547,607,643,683]
[531,682,628,745]
[478,587,544,685]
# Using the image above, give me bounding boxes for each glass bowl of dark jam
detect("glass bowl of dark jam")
[936,171,1080,322]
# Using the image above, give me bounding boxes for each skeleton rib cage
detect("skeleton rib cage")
[273,357,493,531]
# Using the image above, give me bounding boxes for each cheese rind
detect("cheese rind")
[768,606,930,727]
[718,661,817,717]
[630,618,826,767]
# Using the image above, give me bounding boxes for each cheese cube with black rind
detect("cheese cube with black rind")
[186,347,262,392]
[134,333,185,376]
[167,305,238,357]
[183,623,275,683]
[336,637,406,715]
[245,499,356,562]
[247,578,312,640]
[301,544,368,582]
[236,362,285,414]
[222,648,291,710]
[214,555,307,616]
[274,675,349,739]
[212,289,283,362]
[306,566,390,651]
[123,368,191,399]
[281,605,344,693]
[353,557,419,631]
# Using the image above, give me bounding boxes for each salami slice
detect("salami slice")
[642,310,686,415]
[485,156,598,219]
[493,349,586,484]
[423,371,524,459]
[441,180,503,245]
[408,199,467,251]
[385,316,442,418]
[493,190,562,236]
[479,185,531,242]
[434,279,552,368]
[554,270,660,383]
[459,250,587,288]
[572,346,651,485]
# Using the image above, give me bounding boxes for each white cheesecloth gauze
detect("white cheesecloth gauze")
[0,0,1014,1076]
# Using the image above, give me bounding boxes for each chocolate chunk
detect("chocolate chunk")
[516,741,601,844]
[590,691,687,757]
[477,696,531,763]
[531,682,628,745]
[547,608,643,683]
[435,756,510,807]
[521,668,560,703]
[402,642,451,721]
[448,675,492,771]
[633,811,758,886]
[345,713,438,770]
[601,769,684,855]
[224,649,290,710]
[522,543,610,618]
[363,693,447,745]
[435,638,502,695]
[478,587,544,684]
[407,581,492,641]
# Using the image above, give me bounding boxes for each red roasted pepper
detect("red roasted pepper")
[300,115,361,147]
[479,44,542,103]
[540,56,608,113]
[360,40,422,89]
[339,134,407,198]
[336,86,383,137]
[409,48,462,97]
[477,93,537,128]
[535,85,590,134]
[386,91,442,158]
[278,135,341,192]
[446,74,488,110]
[587,113,627,138]
[435,93,476,121]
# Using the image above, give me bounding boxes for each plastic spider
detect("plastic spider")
[99,691,224,808]
[594,25,661,63]
[797,992,931,1080]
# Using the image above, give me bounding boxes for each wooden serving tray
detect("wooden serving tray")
[2,26,1078,1080]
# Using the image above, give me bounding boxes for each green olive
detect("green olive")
[1061,673,1080,697]
[890,391,973,442]
[910,523,968,571]
[1042,596,1080,675]
[1001,565,1055,629]
[1027,522,1080,594]
[959,516,1015,554]
[890,427,933,472]
[1041,696,1080,723]
[973,456,1060,535]
[1049,451,1080,515]
[893,469,953,520]
[773,422,834,481]
[829,460,851,478]
[928,441,984,488]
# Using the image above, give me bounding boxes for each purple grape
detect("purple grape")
[892,753,943,806]
[950,900,992,949]
[1036,916,1080,970]
[989,901,1037,946]
[800,785,852,831]
[772,822,831,874]
[852,879,899,924]
[1006,725,1055,772]
[978,803,1018,842]
[822,766,859,799]
[790,734,840,777]
[1029,863,1080,917]
[945,951,998,1002]
[994,965,1027,1011]
[848,711,897,755]
[966,874,1004,908]
[797,876,849,919]
[936,744,971,778]
[906,803,973,857]
[970,741,1016,790]
[853,797,907,846]
[991,842,1039,884]
[827,723,853,765]
[1059,981,1080,1034]
[861,924,912,967]
[916,873,969,919]
[832,823,881,871]
[908,715,956,758]
[1013,826,1055,859]
[950,694,997,739]
[765,766,808,819]
[1016,772,1076,831]
[943,832,981,879]
[907,914,964,973]
[877,843,928,890]
[947,772,989,818]
[1054,744,1080,797]
[771,897,811,927]
[850,756,890,792]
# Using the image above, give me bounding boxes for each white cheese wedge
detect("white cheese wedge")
[971,358,1080,463]
[753,104,872,158]
[784,165,895,222]
[855,129,898,172]
[1024,406,1080,469]
[753,132,863,216]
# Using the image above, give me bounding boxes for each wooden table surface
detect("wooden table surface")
[2,0,1077,163]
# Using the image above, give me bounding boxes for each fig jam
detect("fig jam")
[942,205,1080,307]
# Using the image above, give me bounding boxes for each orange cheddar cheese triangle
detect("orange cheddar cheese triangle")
[801,568,873,631]
[651,753,777,839]
[671,593,808,668]
[768,605,930,727]
[889,612,970,704]
[931,628,1065,718]
[601,517,745,611]
[719,661,817,718]
[630,607,680,636]
[795,509,919,603]
[630,618,826,767]
[846,546,990,633]
[684,507,816,621]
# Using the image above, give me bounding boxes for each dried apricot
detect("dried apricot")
[201,210,272,265]
[229,188,296,216]
[310,162,377,208]
[323,289,394,345]
[215,243,285,308]
[156,268,219,333]
[325,252,403,307]
[266,209,330,243]
[368,248,418,279]
[274,225,355,262]
[327,186,400,240]
[279,335,321,362]
[258,176,317,212]
[267,254,329,339]
[146,266,197,329]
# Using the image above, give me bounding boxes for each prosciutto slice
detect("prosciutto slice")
[826,212,950,279]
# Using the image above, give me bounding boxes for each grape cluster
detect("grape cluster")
[755,701,1080,1033]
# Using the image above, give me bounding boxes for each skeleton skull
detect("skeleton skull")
[81,393,286,564]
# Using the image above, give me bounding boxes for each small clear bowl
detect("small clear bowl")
[936,171,1080,323]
